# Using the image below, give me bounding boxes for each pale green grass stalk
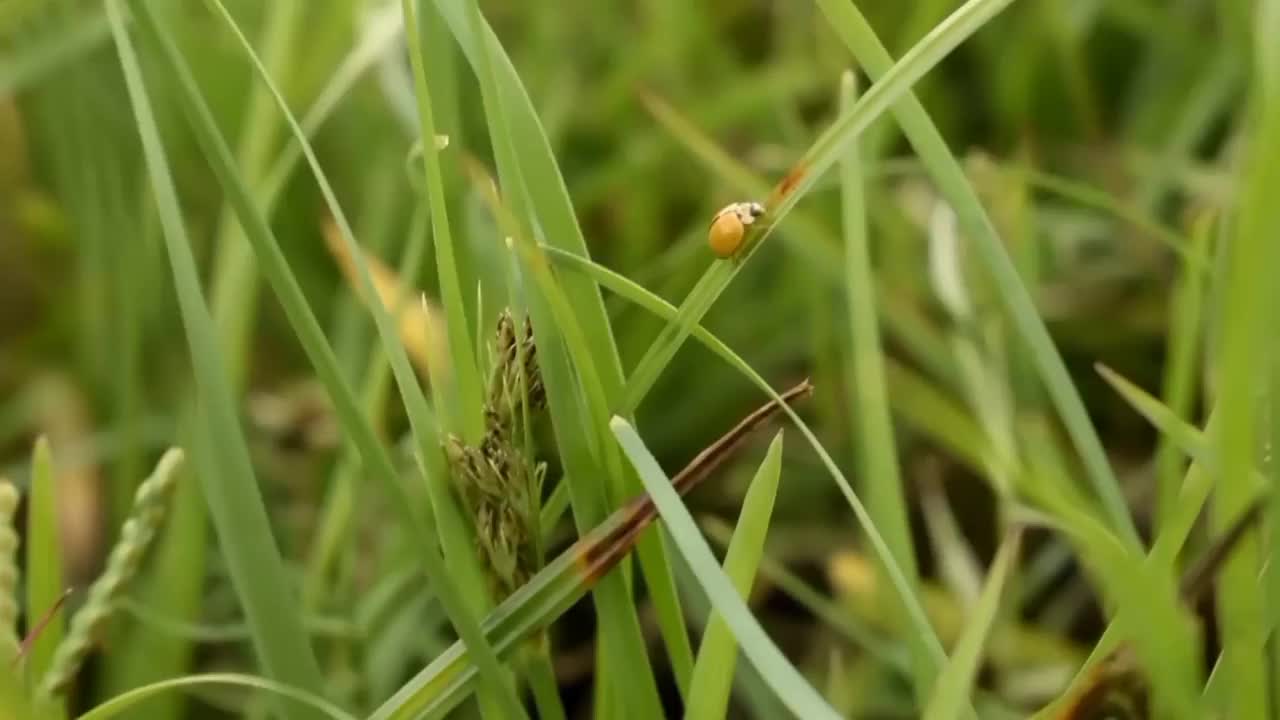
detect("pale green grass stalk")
[1213,2,1280,716]
[838,70,925,697]
[1154,212,1212,532]
[402,0,484,442]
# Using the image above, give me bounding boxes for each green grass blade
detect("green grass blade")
[815,0,1140,548]
[401,0,483,442]
[1154,211,1213,532]
[25,436,64,706]
[1096,365,1226,476]
[136,0,523,714]
[106,1,326,712]
[621,0,1019,413]
[684,432,784,720]
[1210,1,1280,713]
[837,70,925,695]
[922,531,1021,720]
[611,417,841,720]
[76,674,357,720]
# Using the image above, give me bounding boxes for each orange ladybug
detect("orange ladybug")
[707,201,765,258]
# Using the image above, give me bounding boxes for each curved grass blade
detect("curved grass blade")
[106,2,326,710]
[922,531,1021,720]
[814,0,1138,547]
[369,383,810,720]
[76,673,356,720]
[611,417,840,720]
[622,0,1020,412]
[684,432,784,720]
[125,1,517,714]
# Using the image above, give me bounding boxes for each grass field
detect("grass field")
[2,0,1278,718]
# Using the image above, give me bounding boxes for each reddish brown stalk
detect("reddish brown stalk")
[14,588,72,667]
[768,161,808,207]
[575,379,813,585]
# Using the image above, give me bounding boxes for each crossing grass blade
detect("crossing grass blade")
[105,2,326,714]
[124,0,523,715]
[814,0,1139,548]
[611,416,841,720]
[683,432,784,720]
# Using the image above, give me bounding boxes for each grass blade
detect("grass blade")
[922,531,1021,720]
[684,431,784,720]
[837,69,925,695]
[611,417,841,720]
[25,436,64,707]
[1154,211,1213,532]
[814,0,1138,547]
[106,1,326,712]
[1210,0,1280,713]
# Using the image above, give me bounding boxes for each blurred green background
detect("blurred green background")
[0,0,1260,718]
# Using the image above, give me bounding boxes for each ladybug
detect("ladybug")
[707,201,765,258]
